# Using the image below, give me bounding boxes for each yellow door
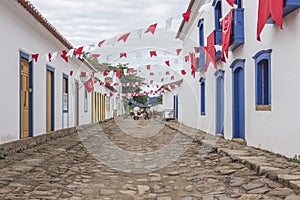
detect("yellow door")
[21,58,30,139]
[47,71,53,132]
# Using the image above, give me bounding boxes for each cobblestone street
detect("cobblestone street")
[0,118,299,199]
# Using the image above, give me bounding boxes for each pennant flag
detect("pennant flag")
[137,28,143,39]
[226,0,234,7]
[150,72,154,76]
[150,80,154,84]
[128,68,134,73]
[182,10,192,23]
[110,93,114,97]
[32,54,39,62]
[171,76,175,80]
[84,78,94,93]
[171,85,175,90]
[66,49,74,58]
[106,37,117,47]
[104,93,107,97]
[194,47,199,53]
[181,70,187,76]
[48,53,52,62]
[108,71,114,78]
[122,83,125,87]
[93,80,97,84]
[92,54,101,59]
[117,32,130,42]
[80,72,87,77]
[221,10,233,63]
[190,52,196,78]
[166,71,170,75]
[74,46,83,55]
[116,69,121,78]
[161,78,164,82]
[145,23,158,34]
[98,40,105,47]
[165,17,173,30]
[103,70,109,76]
[165,60,170,67]
[150,51,157,57]
[176,49,182,56]
[105,82,110,87]
[257,0,283,41]
[61,50,68,63]
[202,31,217,72]
[100,82,103,86]
[146,64,151,70]
[70,70,73,76]
[120,53,127,58]
[185,55,190,62]
[51,52,57,62]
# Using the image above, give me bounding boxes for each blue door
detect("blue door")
[215,70,225,135]
[173,95,179,119]
[231,59,245,139]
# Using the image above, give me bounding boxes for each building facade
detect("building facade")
[176,0,300,157]
[0,0,117,144]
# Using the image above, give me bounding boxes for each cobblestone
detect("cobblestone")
[0,118,298,199]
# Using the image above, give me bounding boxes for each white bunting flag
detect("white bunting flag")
[136,28,143,40]
[165,17,173,30]
[66,49,74,58]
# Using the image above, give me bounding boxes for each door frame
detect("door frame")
[173,95,179,119]
[230,59,246,139]
[46,65,55,132]
[62,73,69,128]
[214,69,225,135]
[75,80,79,126]
[19,51,33,139]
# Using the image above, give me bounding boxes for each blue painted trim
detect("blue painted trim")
[215,29,222,46]
[230,59,246,139]
[253,49,272,106]
[46,65,55,131]
[267,0,300,24]
[215,69,225,135]
[173,95,179,119]
[198,19,205,46]
[19,51,34,139]
[213,0,222,38]
[199,78,206,116]
[234,0,242,8]
[229,8,245,51]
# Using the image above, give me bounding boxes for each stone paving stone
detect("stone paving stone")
[0,118,298,199]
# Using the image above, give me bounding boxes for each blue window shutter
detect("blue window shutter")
[201,82,206,115]
[257,63,263,105]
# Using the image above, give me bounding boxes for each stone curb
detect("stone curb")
[165,122,300,195]
[0,118,114,156]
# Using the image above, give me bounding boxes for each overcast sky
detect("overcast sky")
[29,0,190,85]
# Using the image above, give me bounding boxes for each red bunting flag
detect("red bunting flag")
[150,51,157,57]
[80,72,86,77]
[114,83,119,86]
[146,65,151,70]
[182,10,192,23]
[84,78,94,93]
[70,70,73,76]
[128,68,134,73]
[103,70,109,76]
[171,85,175,90]
[185,55,189,62]
[150,72,154,76]
[194,47,199,53]
[171,76,174,80]
[150,80,154,84]
[190,53,196,78]
[226,0,234,6]
[110,93,113,97]
[32,54,39,62]
[74,46,83,55]
[92,54,101,59]
[145,23,158,34]
[100,82,103,86]
[120,53,127,58]
[165,60,170,67]
[116,69,121,78]
[256,0,283,41]
[93,80,97,84]
[202,31,217,72]
[166,71,170,75]
[61,50,68,63]
[181,70,187,76]
[161,78,164,82]
[117,32,131,42]
[98,40,105,47]
[48,53,52,62]
[221,10,233,63]
[104,93,107,97]
[105,82,110,86]
[176,49,182,56]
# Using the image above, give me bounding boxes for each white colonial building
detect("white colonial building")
[174,0,300,157]
[0,0,118,144]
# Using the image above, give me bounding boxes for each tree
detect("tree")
[157,95,163,104]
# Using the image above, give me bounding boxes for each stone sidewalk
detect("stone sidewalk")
[0,118,299,199]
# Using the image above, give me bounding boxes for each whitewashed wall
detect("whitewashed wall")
[178,0,300,157]
[0,1,93,143]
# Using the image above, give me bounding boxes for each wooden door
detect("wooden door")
[21,58,30,138]
[46,70,54,132]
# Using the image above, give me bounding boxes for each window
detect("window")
[198,19,205,70]
[213,0,222,46]
[229,0,245,50]
[267,0,300,24]
[63,74,68,112]
[84,90,88,112]
[199,78,206,115]
[253,49,272,111]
